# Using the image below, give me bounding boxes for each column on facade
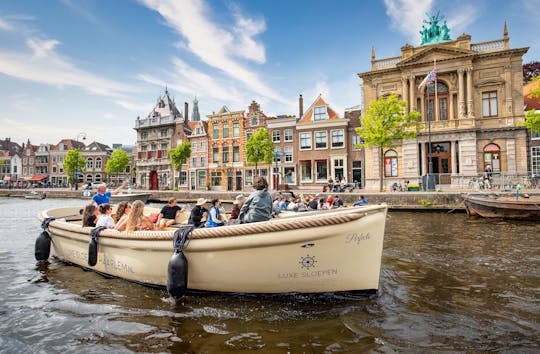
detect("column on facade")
[402,76,409,113]
[504,65,513,117]
[448,92,454,120]
[451,140,458,175]
[419,143,425,176]
[466,67,474,118]
[409,75,416,111]
[457,69,465,118]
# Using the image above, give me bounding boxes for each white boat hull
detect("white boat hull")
[39,205,387,293]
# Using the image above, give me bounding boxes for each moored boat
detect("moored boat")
[24,191,46,200]
[36,205,387,295]
[463,193,540,220]
[110,192,151,204]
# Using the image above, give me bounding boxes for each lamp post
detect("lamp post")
[75,132,87,190]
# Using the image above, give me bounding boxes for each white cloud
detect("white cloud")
[138,0,290,106]
[384,0,434,43]
[0,37,138,98]
[0,17,14,31]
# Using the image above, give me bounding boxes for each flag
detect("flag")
[418,69,436,89]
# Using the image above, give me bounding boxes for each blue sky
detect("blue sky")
[1,0,539,147]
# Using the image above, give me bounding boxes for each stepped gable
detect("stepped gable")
[148,88,183,121]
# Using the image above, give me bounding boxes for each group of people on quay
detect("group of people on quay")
[79,176,369,232]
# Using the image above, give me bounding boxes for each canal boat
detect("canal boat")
[24,191,46,200]
[110,192,151,204]
[36,205,387,295]
[463,193,540,220]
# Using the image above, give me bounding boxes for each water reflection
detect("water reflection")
[0,198,538,352]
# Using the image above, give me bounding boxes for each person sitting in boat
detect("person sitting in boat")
[188,198,208,228]
[82,203,99,227]
[96,203,115,229]
[125,200,155,232]
[308,195,320,210]
[353,195,368,206]
[333,195,344,208]
[114,201,131,231]
[239,176,273,224]
[205,199,225,228]
[92,181,126,206]
[229,194,246,222]
[156,198,184,230]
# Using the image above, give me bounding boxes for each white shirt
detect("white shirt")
[96,214,115,229]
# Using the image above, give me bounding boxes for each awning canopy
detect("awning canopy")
[3,176,10,181]
[28,175,48,181]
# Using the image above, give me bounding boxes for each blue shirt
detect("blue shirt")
[353,199,368,206]
[92,191,111,205]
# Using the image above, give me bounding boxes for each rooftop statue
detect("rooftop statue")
[420,12,451,46]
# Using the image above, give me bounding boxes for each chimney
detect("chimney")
[184,102,189,121]
[299,94,304,118]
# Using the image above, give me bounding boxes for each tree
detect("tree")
[518,110,540,134]
[245,128,274,176]
[355,93,421,192]
[523,61,540,83]
[527,75,540,98]
[63,149,87,189]
[105,148,130,184]
[169,141,191,189]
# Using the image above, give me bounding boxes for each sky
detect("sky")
[1,0,539,147]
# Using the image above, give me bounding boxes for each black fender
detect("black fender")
[88,226,107,267]
[167,226,193,297]
[35,217,55,261]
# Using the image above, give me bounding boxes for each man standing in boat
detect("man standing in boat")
[92,181,126,205]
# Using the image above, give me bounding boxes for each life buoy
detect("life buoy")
[35,217,55,261]
[167,226,193,297]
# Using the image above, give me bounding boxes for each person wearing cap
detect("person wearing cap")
[157,198,184,230]
[229,194,245,221]
[239,176,273,224]
[188,198,208,228]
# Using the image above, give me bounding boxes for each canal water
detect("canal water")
[0,197,538,353]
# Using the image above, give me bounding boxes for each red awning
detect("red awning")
[28,175,48,181]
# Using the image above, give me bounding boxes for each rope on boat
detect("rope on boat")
[41,217,55,230]
[173,225,194,251]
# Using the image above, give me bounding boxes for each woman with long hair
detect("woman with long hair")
[125,200,155,232]
[82,203,99,227]
[114,201,131,231]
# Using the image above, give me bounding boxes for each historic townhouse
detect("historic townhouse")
[266,114,297,189]
[80,141,113,184]
[186,119,209,190]
[359,20,528,190]
[243,101,270,187]
[344,105,364,188]
[49,139,85,187]
[295,95,350,188]
[0,138,22,186]
[134,89,191,190]
[524,80,540,176]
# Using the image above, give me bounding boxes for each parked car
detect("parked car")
[83,182,105,190]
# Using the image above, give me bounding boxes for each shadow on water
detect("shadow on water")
[0,198,538,353]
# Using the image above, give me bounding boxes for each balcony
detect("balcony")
[135,115,175,129]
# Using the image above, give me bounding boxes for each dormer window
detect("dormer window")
[251,116,259,126]
[314,106,328,121]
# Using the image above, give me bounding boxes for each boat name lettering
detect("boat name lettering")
[99,257,135,274]
[278,268,338,279]
[345,233,371,244]
[66,249,88,261]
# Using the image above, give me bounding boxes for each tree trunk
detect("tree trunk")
[379,146,384,192]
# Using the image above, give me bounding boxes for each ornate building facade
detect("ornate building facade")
[359,20,529,190]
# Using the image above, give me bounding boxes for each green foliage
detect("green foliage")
[419,199,432,206]
[355,93,421,191]
[169,141,191,189]
[105,148,130,175]
[518,109,540,134]
[245,128,274,175]
[63,149,87,186]
[527,75,540,98]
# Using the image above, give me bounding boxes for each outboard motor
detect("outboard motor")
[167,226,193,297]
[35,217,55,261]
[88,226,107,267]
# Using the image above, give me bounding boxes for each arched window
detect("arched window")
[95,157,102,169]
[425,82,449,121]
[95,174,102,182]
[384,150,398,177]
[483,143,500,172]
[86,158,93,169]
[85,174,92,182]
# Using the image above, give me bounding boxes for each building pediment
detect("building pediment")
[397,45,475,68]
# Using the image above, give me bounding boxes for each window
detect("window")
[352,135,361,149]
[314,106,328,121]
[95,158,102,169]
[482,91,498,117]
[299,132,312,150]
[192,157,197,168]
[161,143,168,156]
[251,116,258,126]
[141,145,147,152]
[213,148,219,163]
[483,143,501,172]
[211,172,222,186]
[244,169,253,186]
[384,150,398,177]
[141,131,148,140]
[533,130,540,140]
[222,147,229,163]
[233,122,240,138]
[160,129,168,138]
[200,157,205,167]
[23,167,27,175]
[315,131,327,149]
[532,147,540,177]
[331,130,344,148]
[223,123,229,138]
[23,158,27,164]
[198,171,206,188]
[300,160,312,182]
[272,130,281,142]
[179,171,187,185]
[315,160,328,181]
[284,166,295,184]
[233,146,240,162]
[95,174,102,182]
[284,145,293,163]
[213,124,219,139]
[284,129,293,142]
[87,158,93,169]
[195,127,202,135]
